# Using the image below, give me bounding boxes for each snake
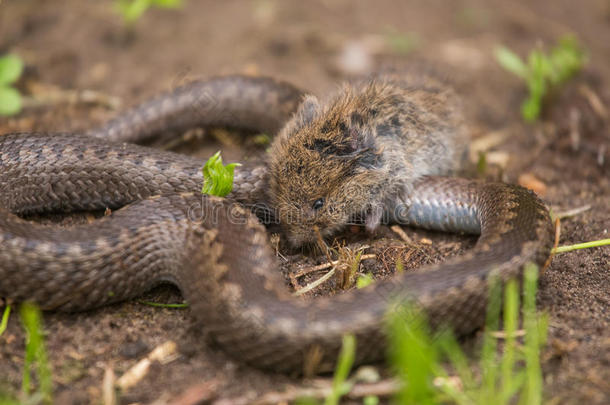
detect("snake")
[0,75,554,374]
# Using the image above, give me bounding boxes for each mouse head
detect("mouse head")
[268,94,385,246]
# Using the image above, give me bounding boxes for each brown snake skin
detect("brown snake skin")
[0,75,554,373]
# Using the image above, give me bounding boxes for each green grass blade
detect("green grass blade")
[0,305,10,336]
[389,307,441,405]
[480,272,502,403]
[500,279,519,403]
[553,238,610,253]
[437,329,474,390]
[325,334,356,405]
[385,264,549,405]
[521,263,543,405]
[20,303,53,404]
[137,300,188,308]
[502,370,526,402]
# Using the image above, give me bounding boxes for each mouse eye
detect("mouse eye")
[312,198,325,211]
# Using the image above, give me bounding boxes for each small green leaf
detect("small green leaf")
[494,46,528,79]
[253,133,272,146]
[521,96,541,122]
[114,0,183,25]
[201,151,241,197]
[549,36,586,85]
[0,86,22,116]
[363,396,379,405]
[151,0,182,8]
[115,0,151,24]
[0,54,24,85]
[395,258,404,273]
[356,273,375,289]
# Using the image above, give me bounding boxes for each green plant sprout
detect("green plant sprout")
[20,303,53,404]
[0,54,24,116]
[326,334,357,405]
[114,0,183,26]
[389,263,547,405]
[297,264,551,405]
[495,36,586,122]
[357,272,375,289]
[252,133,272,146]
[201,151,241,197]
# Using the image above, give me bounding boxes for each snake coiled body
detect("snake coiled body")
[0,76,554,373]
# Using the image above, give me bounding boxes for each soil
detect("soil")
[0,0,608,404]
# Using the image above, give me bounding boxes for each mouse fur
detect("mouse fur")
[267,72,467,246]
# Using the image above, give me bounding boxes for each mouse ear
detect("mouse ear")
[292,95,321,129]
[279,95,321,139]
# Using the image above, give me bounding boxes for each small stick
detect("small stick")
[579,85,608,120]
[21,89,121,110]
[168,379,221,405]
[391,225,413,244]
[102,366,117,405]
[490,329,526,339]
[159,128,205,150]
[468,130,509,163]
[569,108,581,151]
[116,341,178,391]
[292,254,376,295]
[212,378,401,405]
[543,217,561,274]
[553,204,591,219]
[294,268,337,296]
[390,227,433,262]
[293,254,376,278]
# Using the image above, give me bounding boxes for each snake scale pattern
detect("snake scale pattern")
[0,75,554,373]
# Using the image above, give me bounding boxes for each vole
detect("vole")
[267,71,468,246]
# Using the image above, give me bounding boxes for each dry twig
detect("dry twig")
[116,341,178,391]
[212,378,401,405]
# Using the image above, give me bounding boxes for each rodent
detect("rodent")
[268,71,468,246]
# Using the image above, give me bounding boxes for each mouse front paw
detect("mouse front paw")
[365,204,384,232]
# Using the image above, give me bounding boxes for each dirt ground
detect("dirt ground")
[0,0,609,404]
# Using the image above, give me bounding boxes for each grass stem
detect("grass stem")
[553,238,610,253]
